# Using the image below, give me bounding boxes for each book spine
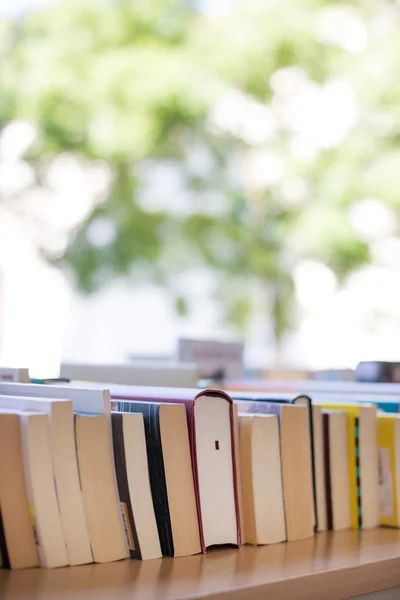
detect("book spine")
[378,417,398,527]
[115,401,175,557]
[323,414,333,530]
[0,512,10,569]
[354,417,362,530]
[343,413,358,530]
[293,396,318,532]
[19,416,44,566]
[111,414,141,559]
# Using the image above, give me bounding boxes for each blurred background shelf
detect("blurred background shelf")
[2,530,400,600]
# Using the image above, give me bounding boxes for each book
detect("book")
[75,413,128,563]
[356,361,400,383]
[225,378,400,401]
[18,410,69,568]
[238,414,286,545]
[60,361,199,388]
[0,382,129,555]
[229,391,318,531]
[111,412,162,560]
[0,395,92,566]
[309,392,400,415]
[0,368,30,383]
[234,400,314,541]
[377,413,400,527]
[109,385,242,551]
[178,338,244,380]
[0,382,111,415]
[316,402,379,529]
[323,411,351,531]
[0,411,39,569]
[313,369,355,381]
[232,404,244,543]
[112,402,201,557]
[312,405,327,532]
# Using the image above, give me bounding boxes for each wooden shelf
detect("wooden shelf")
[2,529,400,600]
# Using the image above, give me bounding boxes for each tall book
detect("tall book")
[323,411,351,531]
[112,402,201,557]
[0,382,128,559]
[316,401,379,529]
[74,413,128,563]
[312,404,327,532]
[377,413,400,527]
[0,412,39,569]
[111,412,162,560]
[234,400,314,541]
[0,395,92,565]
[108,385,242,551]
[18,410,69,568]
[238,414,286,545]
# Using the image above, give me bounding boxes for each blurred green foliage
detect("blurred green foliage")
[2,0,400,353]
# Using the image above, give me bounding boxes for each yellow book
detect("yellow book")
[315,402,379,530]
[378,413,400,527]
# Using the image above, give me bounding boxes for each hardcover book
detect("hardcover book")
[109,385,242,552]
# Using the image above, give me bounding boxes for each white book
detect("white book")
[0,382,110,415]
[60,361,198,388]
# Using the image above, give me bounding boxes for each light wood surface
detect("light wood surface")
[2,529,400,600]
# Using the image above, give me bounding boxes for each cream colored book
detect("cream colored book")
[0,411,39,569]
[312,405,327,532]
[75,413,129,563]
[19,410,69,568]
[0,395,92,565]
[239,414,286,545]
[0,382,128,560]
[111,412,162,560]
[323,410,351,531]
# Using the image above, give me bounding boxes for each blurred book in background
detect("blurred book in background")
[178,338,244,382]
[60,361,198,389]
[356,361,400,383]
[0,368,29,383]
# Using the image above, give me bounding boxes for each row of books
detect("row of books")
[0,373,399,571]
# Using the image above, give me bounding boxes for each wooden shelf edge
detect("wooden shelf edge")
[1,530,400,600]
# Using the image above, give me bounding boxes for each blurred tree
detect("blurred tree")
[3,0,399,364]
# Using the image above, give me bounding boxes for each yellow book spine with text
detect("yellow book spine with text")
[320,404,360,529]
[378,416,398,527]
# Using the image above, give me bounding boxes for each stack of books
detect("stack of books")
[1,366,400,571]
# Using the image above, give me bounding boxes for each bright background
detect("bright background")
[1,0,400,376]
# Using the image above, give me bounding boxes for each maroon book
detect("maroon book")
[111,386,241,552]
